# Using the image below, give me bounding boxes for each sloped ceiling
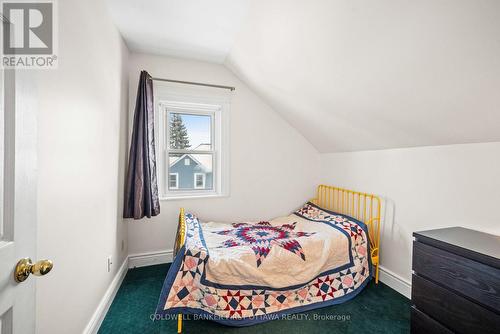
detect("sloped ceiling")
[226,0,500,152]
[108,0,500,153]
[106,0,250,63]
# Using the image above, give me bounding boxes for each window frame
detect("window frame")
[193,173,206,189]
[168,172,179,190]
[154,86,230,200]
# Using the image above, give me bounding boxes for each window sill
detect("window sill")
[160,193,229,201]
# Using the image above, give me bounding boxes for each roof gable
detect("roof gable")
[170,154,212,172]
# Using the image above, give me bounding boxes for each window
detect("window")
[169,173,178,189]
[194,173,205,189]
[155,88,229,199]
[166,112,214,193]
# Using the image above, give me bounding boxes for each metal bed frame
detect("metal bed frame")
[172,185,381,333]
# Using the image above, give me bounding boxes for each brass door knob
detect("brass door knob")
[14,258,53,283]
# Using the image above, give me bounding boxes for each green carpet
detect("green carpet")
[98,264,410,334]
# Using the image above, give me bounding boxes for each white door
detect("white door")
[0,66,45,332]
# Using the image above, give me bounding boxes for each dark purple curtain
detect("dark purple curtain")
[123,71,160,219]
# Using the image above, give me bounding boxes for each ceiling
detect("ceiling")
[108,0,500,153]
[106,0,250,63]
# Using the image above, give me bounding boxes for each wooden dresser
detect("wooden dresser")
[411,227,500,334]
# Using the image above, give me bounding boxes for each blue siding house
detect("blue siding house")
[169,154,213,190]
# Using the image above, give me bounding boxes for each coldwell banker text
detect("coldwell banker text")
[1,0,58,68]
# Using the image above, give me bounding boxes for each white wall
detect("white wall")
[127,53,320,255]
[321,142,500,285]
[35,0,129,333]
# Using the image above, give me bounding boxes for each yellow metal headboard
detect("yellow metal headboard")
[311,185,382,283]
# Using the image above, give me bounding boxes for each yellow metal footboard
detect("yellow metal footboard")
[174,208,186,333]
[174,208,186,257]
[311,185,382,283]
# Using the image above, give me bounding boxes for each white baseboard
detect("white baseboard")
[84,251,174,334]
[83,257,128,334]
[378,265,412,299]
[128,249,173,268]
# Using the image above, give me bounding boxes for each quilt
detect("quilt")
[156,202,372,326]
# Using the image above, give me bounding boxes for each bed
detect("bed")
[156,185,381,333]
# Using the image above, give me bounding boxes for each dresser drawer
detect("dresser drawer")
[411,306,453,334]
[412,274,500,334]
[413,240,500,312]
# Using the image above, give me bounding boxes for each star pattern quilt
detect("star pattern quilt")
[156,202,372,326]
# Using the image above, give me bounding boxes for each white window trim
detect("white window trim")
[193,173,206,189]
[169,173,179,190]
[154,85,230,200]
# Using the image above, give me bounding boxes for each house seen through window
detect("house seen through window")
[168,112,214,191]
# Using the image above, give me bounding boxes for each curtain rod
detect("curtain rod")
[151,77,235,91]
